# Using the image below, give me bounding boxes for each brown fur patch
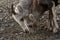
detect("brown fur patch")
[30,0,38,10]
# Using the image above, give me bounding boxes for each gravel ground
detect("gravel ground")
[0,0,60,40]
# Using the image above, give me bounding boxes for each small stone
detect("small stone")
[0,27,5,32]
[0,18,3,21]
[5,17,8,20]
[0,9,2,13]
[58,5,60,8]
[4,20,7,22]
[19,32,23,35]
[0,37,4,40]
[5,24,8,27]
[10,16,13,19]
[42,16,44,19]
[15,33,18,36]
[53,28,58,33]
[11,23,14,26]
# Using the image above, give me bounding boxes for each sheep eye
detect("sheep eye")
[20,18,24,21]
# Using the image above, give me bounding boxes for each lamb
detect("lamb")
[11,0,59,33]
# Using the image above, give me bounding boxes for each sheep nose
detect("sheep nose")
[25,29,29,33]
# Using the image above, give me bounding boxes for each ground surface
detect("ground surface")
[0,0,60,40]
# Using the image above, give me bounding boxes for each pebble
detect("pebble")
[0,37,4,40]
[0,18,3,21]
[4,20,7,22]
[0,27,5,32]
[10,23,14,26]
[5,24,9,27]
[19,32,23,35]
[0,9,3,13]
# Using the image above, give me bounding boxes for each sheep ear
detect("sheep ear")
[14,5,23,14]
[11,4,23,15]
[29,14,35,20]
[18,6,23,12]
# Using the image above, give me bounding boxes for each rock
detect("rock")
[0,26,5,33]
[0,37,4,40]
[0,9,3,13]
[0,18,3,21]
